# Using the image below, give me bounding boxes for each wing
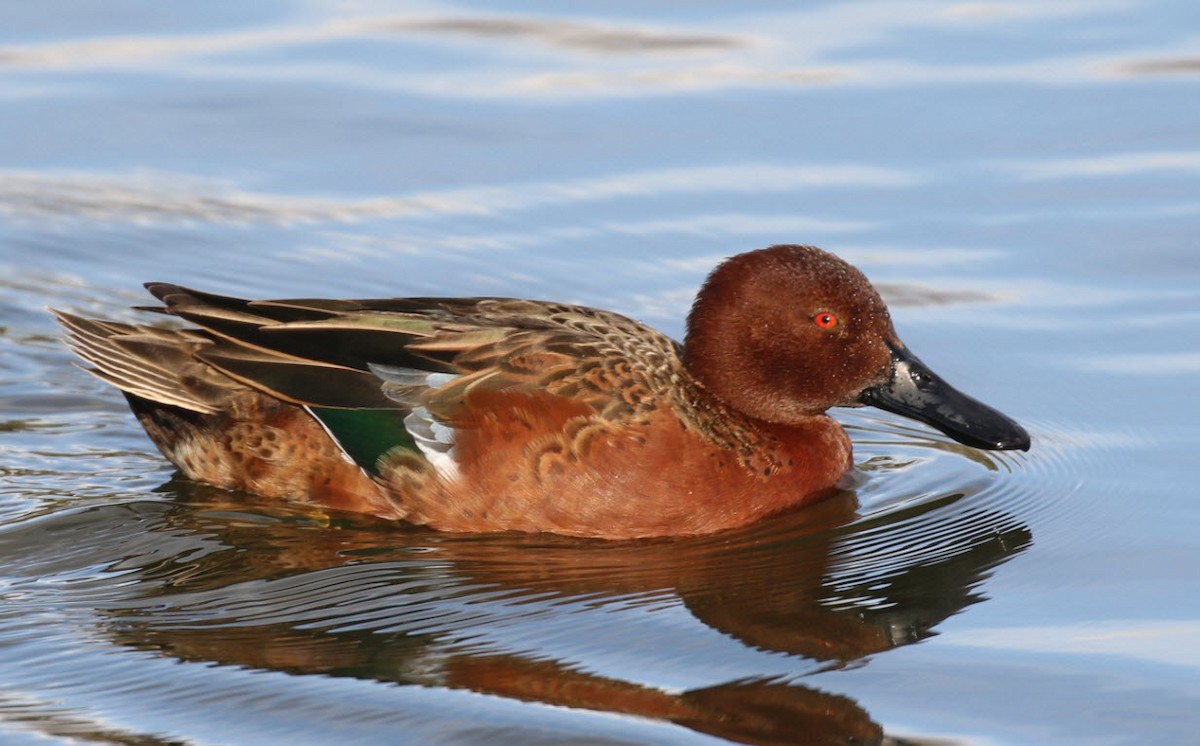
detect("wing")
[59,284,686,476]
[138,283,686,422]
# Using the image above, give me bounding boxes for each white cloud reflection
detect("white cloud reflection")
[0,16,755,72]
[0,163,914,225]
[1005,151,1200,180]
[0,1,1171,98]
[946,620,1200,669]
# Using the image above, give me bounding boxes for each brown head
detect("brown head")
[684,245,1030,451]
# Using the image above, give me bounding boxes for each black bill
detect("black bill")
[858,341,1031,451]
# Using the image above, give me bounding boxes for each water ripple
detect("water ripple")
[0,403,1101,745]
[0,164,915,226]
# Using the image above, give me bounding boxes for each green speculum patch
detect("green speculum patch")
[309,407,419,475]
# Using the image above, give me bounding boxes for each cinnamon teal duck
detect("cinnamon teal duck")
[54,245,1029,538]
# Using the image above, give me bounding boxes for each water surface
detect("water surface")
[2,2,1199,744]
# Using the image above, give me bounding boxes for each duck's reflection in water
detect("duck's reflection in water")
[101,483,1030,745]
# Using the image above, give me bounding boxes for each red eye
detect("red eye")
[814,312,839,329]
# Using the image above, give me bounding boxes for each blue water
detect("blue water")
[2,2,1199,744]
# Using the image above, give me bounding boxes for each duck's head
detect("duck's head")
[684,245,1030,451]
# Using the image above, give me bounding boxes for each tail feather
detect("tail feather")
[52,310,227,414]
